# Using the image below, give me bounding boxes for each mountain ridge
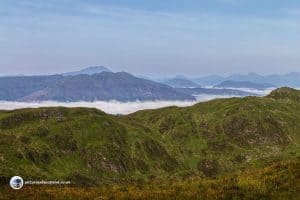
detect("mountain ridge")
[0,71,261,102]
[0,87,299,185]
[215,80,275,90]
[193,72,300,87]
[0,72,196,102]
[164,78,200,88]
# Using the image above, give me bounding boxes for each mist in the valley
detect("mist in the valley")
[0,88,274,115]
[0,95,236,115]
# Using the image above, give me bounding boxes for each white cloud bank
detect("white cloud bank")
[0,88,277,115]
[0,95,237,115]
[212,87,275,96]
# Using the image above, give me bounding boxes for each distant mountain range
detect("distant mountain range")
[193,75,225,86]
[4,66,300,102]
[215,80,275,90]
[175,87,255,97]
[0,67,261,102]
[0,72,195,102]
[193,72,300,87]
[164,78,200,88]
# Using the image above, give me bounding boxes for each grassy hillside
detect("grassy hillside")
[0,87,299,198]
[128,87,300,175]
[1,158,299,200]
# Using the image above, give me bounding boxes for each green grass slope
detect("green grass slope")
[0,87,299,185]
[1,158,299,200]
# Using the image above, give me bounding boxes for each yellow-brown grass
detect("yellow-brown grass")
[1,159,299,200]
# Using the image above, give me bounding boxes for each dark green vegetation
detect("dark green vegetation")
[0,87,300,199]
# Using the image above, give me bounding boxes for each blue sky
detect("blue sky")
[0,0,300,77]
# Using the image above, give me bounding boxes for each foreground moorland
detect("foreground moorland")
[0,87,300,199]
[1,158,299,199]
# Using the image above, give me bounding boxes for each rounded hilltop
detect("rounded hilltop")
[267,87,300,101]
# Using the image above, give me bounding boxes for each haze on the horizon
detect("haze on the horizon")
[0,0,300,77]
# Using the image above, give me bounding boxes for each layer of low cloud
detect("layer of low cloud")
[211,87,275,96]
[0,95,236,115]
[0,88,279,115]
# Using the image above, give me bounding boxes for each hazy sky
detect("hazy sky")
[0,0,300,77]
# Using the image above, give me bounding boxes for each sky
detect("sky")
[0,0,300,77]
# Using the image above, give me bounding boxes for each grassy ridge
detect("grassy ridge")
[0,87,300,198]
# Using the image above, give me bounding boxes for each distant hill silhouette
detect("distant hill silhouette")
[164,78,200,88]
[193,72,300,87]
[215,80,275,90]
[62,66,112,76]
[0,72,196,102]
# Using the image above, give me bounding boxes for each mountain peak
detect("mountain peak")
[164,78,200,88]
[62,66,112,76]
[84,66,111,71]
[215,80,275,90]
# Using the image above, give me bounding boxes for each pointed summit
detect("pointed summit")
[62,66,112,76]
